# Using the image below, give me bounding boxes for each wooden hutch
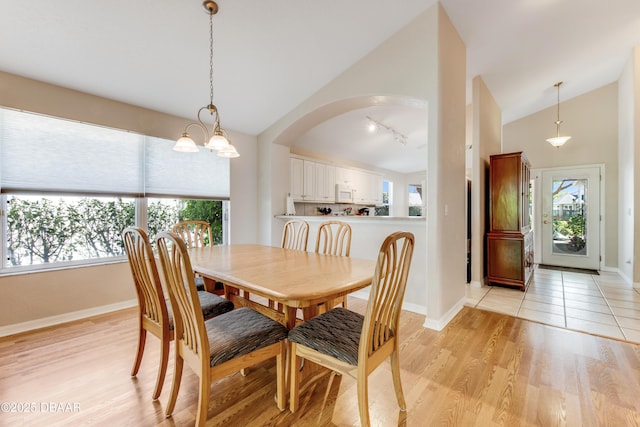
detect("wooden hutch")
[487,152,533,291]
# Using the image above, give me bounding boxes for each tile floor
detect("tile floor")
[466,267,640,343]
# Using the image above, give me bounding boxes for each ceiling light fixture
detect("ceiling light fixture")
[546,81,571,148]
[366,116,407,146]
[173,0,239,158]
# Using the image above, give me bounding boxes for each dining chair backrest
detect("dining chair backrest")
[122,226,171,400]
[155,231,207,363]
[123,227,169,335]
[172,220,212,248]
[315,220,351,257]
[361,231,414,360]
[281,219,309,251]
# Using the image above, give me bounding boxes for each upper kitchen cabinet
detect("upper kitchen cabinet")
[291,155,382,205]
[315,163,335,203]
[336,166,383,205]
[291,156,335,203]
[352,171,383,205]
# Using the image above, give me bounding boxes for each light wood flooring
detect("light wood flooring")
[2,296,640,426]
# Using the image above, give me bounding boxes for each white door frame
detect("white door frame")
[531,164,605,270]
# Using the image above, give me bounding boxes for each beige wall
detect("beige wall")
[257,3,468,327]
[503,83,619,269]
[618,46,640,283]
[0,71,258,331]
[470,76,502,286]
[425,4,467,327]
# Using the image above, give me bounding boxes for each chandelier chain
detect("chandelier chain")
[209,11,214,105]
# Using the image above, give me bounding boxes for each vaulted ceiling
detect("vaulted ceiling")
[2,0,639,172]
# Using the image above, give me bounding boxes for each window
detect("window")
[408,184,423,216]
[5,195,136,268]
[375,180,392,216]
[0,107,230,272]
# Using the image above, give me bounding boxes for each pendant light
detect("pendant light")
[546,81,571,148]
[173,0,239,158]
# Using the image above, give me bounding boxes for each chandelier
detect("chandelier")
[546,81,571,148]
[366,116,407,146]
[173,0,239,158]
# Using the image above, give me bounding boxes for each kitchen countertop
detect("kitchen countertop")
[275,215,425,222]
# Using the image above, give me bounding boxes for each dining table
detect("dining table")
[188,244,376,329]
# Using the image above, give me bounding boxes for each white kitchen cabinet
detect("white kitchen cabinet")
[351,170,383,205]
[335,167,357,186]
[370,173,383,204]
[291,157,316,201]
[293,157,381,204]
[315,163,335,203]
[302,160,316,201]
[290,157,304,200]
[291,157,335,202]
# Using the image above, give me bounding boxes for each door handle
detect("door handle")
[543,220,550,224]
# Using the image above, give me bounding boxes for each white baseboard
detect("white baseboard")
[469,280,484,288]
[350,290,427,316]
[0,299,137,338]
[422,295,466,331]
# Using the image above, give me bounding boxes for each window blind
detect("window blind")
[144,136,230,199]
[0,108,230,199]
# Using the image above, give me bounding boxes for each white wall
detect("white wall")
[618,51,635,283]
[470,76,502,287]
[229,130,259,244]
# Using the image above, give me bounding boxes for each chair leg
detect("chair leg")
[390,349,406,410]
[131,327,146,377]
[276,342,285,411]
[165,355,184,417]
[152,335,170,400]
[195,373,210,427]
[289,343,301,413]
[357,374,370,427]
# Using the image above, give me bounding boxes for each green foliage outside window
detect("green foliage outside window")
[6,196,223,268]
[179,200,223,245]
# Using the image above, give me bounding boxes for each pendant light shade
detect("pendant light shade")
[174,133,199,152]
[546,81,571,148]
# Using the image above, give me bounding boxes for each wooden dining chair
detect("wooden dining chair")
[315,220,351,257]
[156,231,288,426]
[281,219,309,251]
[171,220,212,248]
[264,219,311,310]
[315,220,352,309]
[172,220,223,294]
[288,231,415,427]
[122,227,234,400]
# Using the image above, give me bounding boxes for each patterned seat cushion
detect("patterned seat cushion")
[197,291,234,321]
[195,276,225,292]
[205,307,288,367]
[166,292,233,331]
[194,276,206,292]
[287,307,364,366]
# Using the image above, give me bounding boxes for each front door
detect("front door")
[540,167,601,270]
